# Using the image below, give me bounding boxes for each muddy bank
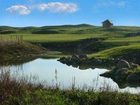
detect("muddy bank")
[0,41,46,66]
[33,38,125,54]
[59,55,118,70]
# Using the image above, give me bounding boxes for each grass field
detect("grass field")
[1,25,140,43]
[90,44,140,58]
[1,25,140,59]
[1,33,140,43]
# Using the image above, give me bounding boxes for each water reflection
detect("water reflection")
[1,58,140,94]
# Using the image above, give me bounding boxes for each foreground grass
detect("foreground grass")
[1,70,140,105]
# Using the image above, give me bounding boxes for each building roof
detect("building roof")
[102,20,113,24]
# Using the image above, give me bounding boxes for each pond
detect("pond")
[1,58,140,94]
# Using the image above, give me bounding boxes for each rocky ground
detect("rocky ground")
[101,59,140,83]
[59,55,140,84]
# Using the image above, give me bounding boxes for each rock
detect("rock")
[127,72,140,82]
[59,57,66,61]
[130,63,139,69]
[113,68,129,81]
[71,54,88,60]
[117,60,130,69]
[100,71,111,77]
[78,54,88,59]
[79,66,89,70]
[71,54,79,60]
[115,68,129,75]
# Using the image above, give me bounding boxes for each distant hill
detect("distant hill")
[0,26,17,34]
[0,24,95,34]
[1,24,140,35]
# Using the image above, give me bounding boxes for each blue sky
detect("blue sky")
[0,0,140,26]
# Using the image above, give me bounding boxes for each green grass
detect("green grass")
[1,70,140,105]
[105,36,140,43]
[89,44,140,59]
[1,25,140,43]
[2,25,140,60]
[0,33,105,42]
[22,34,103,42]
[0,40,47,65]
[1,25,140,104]
[1,26,140,43]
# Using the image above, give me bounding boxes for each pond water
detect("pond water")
[1,58,140,94]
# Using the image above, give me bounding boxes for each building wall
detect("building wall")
[103,23,113,28]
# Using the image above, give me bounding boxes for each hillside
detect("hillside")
[0,24,94,34]
[1,24,140,35]
[0,41,46,65]
[1,25,140,60]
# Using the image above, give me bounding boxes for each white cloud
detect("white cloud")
[37,2,78,13]
[6,5,31,15]
[95,0,126,8]
[6,2,78,15]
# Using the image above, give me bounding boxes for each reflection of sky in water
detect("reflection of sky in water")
[2,58,140,94]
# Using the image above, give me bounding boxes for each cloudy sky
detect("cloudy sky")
[0,0,140,26]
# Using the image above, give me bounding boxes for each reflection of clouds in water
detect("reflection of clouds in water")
[120,87,140,94]
[1,58,140,94]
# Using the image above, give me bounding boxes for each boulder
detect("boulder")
[71,54,79,60]
[59,57,66,61]
[115,68,129,75]
[114,68,129,81]
[130,63,139,69]
[78,54,88,59]
[117,60,130,69]
[127,72,140,82]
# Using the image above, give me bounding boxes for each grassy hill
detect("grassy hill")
[90,44,140,62]
[1,24,140,60]
[0,24,94,34]
[0,40,46,65]
[1,24,140,35]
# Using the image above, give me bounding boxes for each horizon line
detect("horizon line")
[1,24,140,28]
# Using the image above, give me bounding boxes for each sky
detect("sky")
[0,0,140,27]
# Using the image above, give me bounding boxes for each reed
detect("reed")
[0,68,140,105]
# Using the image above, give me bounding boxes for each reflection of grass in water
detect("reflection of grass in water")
[0,67,140,105]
